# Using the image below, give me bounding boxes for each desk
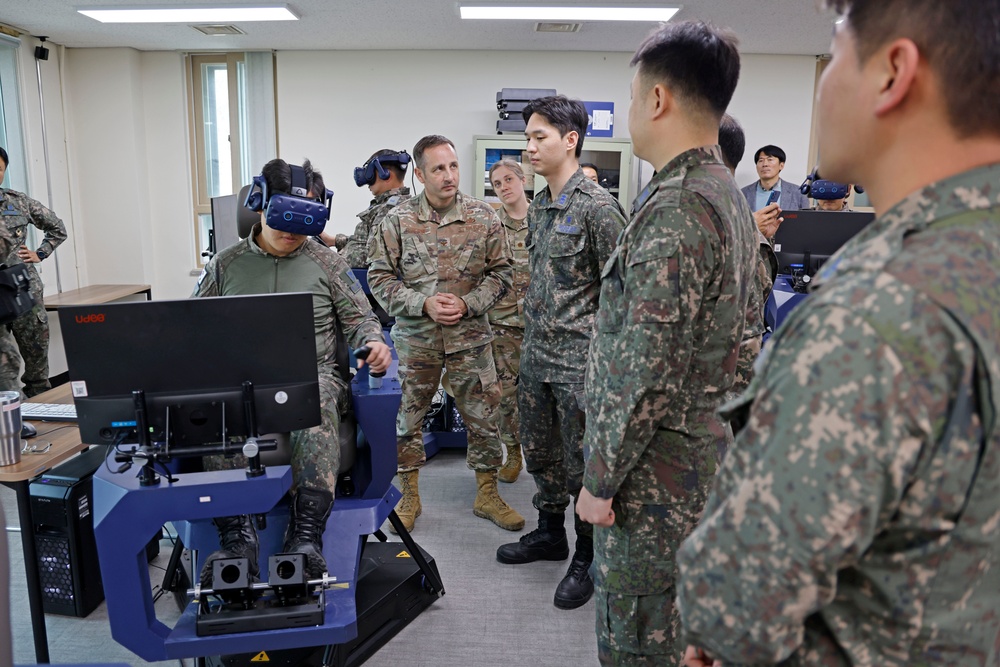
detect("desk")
[43,284,152,310]
[0,383,84,663]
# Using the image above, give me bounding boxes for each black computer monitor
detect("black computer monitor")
[773,210,875,276]
[59,293,321,448]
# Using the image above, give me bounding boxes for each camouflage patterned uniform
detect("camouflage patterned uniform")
[488,207,530,460]
[368,191,512,472]
[678,163,1000,666]
[582,147,755,665]
[194,224,384,493]
[339,186,411,269]
[520,168,626,524]
[0,221,20,393]
[730,227,778,398]
[0,189,67,397]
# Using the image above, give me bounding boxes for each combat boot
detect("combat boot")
[554,528,594,610]
[496,510,569,564]
[389,470,421,534]
[199,514,259,588]
[473,470,525,530]
[282,486,334,579]
[498,444,523,483]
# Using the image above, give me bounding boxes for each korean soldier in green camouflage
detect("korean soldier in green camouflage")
[679,2,1000,666]
[718,114,778,399]
[575,22,753,666]
[0,203,19,394]
[496,96,627,611]
[325,149,411,269]
[368,135,524,534]
[194,158,392,584]
[487,158,532,484]
[0,147,67,397]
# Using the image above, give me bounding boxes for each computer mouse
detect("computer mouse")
[21,422,37,439]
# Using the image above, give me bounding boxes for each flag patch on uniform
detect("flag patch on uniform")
[344,268,362,293]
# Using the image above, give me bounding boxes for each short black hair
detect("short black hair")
[580,162,599,172]
[522,95,588,158]
[631,21,740,121]
[260,158,326,200]
[0,147,8,169]
[754,145,786,164]
[718,114,746,172]
[368,148,408,181]
[825,0,999,138]
[412,135,456,169]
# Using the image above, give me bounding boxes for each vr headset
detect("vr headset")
[354,150,411,188]
[800,170,865,199]
[243,163,334,236]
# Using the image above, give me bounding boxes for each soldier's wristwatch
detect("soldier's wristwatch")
[35,248,47,261]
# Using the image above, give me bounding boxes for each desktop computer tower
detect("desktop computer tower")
[28,446,109,617]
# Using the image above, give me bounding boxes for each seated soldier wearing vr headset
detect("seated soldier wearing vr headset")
[322,149,412,269]
[193,157,392,585]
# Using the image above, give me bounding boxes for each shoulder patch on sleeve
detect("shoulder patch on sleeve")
[344,267,363,293]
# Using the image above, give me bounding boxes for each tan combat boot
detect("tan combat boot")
[390,470,421,534]
[473,470,525,531]
[498,445,523,484]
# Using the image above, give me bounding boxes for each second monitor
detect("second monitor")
[773,210,875,276]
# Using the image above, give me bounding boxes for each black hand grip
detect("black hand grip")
[354,344,385,378]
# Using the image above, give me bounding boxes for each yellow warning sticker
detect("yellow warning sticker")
[250,651,270,662]
[396,550,411,558]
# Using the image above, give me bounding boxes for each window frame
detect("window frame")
[187,52,246,266]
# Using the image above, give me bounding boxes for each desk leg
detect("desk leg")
[12,480,49,663]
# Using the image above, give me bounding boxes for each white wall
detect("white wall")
[728,54,817,192]
[62,48,196,300]
[14,39,80,294]
[16,47,818,301]
[277,51,818,237]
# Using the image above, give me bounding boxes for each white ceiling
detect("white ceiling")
[0,1,839,55]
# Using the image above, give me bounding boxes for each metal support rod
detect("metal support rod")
[188,573,338,597]
[33,45,62,293]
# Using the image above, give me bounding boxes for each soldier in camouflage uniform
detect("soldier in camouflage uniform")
[487,158,531,484]
[718,115,778,399]
[194,158,392,584]
[368,135,523,534]
[0,147,68,397]
[324,149,411,269]
[495,96,626,612]
[0,206,20,394]
[575,23,752,666]
[679,2,1000,665]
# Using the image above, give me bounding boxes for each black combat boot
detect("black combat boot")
[282,486,334,579]
[553,526,594,610]
[199,515,260,588]
[496,510,569,564]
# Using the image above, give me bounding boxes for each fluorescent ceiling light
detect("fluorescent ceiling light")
[460,5,680,22]
[77,5,298,24]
